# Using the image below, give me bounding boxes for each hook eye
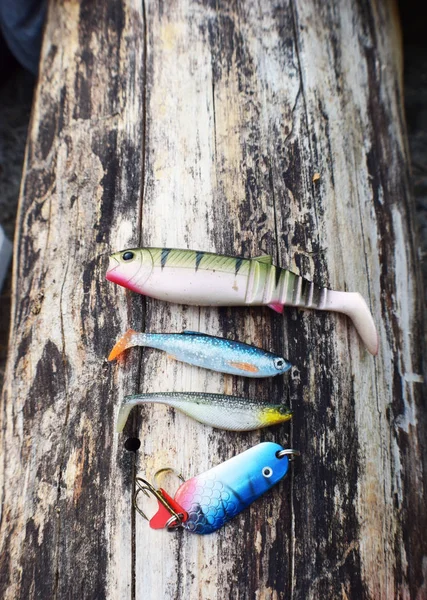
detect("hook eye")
[275,449,301,461]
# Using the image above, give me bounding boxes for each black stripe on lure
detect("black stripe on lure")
[117,392,293,432]
[106,247,379,355]
[133,442,300,534]
[108,329,292,377]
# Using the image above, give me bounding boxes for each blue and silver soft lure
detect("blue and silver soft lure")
[135,442,299,534]
[109,329,292,377]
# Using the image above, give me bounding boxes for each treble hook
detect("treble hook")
[153,467,185,488]
[133,477,185,528]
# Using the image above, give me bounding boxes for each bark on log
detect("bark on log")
[1,1,426,599]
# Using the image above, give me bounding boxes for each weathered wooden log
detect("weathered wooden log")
[1,1,426,599]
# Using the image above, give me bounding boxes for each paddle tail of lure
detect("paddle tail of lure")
[106,247,378,354]
[116,392,292,432]
[146,442,297,534]
[108,329,292,377]
[108,330,175,361]
[270,287,379,355]
[319,290,378,355]
[108,329,141,360]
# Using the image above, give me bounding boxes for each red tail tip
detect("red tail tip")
[268,302,284,314]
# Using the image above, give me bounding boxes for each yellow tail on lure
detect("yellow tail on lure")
[106,247,378,355]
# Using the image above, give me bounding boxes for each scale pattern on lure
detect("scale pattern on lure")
[109,329,292,377]
[140,442,296,534]
[117,392,292,432]
[106,247,379,354]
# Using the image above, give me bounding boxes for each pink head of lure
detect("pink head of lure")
[134,442,299,535]
[106,247,379,355]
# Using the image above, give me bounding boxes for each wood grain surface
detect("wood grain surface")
[1,1,426,599]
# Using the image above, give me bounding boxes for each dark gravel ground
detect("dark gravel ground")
[0,64,34,386]
[402,0,427,291]
[0,68,34,242]
[405,46,427,287]
[0,10,426,390]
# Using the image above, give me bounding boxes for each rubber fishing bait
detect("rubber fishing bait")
[134,442,299,534]
[108,329,292,377]
[106,247,378,355]
[117,392,292,432]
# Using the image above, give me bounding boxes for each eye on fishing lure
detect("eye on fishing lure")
[133,442,299,534]
[106,247,378,355]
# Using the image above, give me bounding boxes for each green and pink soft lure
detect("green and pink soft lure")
[106,247,378,354]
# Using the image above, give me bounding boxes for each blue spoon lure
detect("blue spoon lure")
[135,442,299,534]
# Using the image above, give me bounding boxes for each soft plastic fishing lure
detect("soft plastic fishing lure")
[106,247,378,354]
[135,442,299,534]
[109,329,292,377]
[117,392,292,432]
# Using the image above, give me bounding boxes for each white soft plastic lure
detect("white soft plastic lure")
[106,247,379,355]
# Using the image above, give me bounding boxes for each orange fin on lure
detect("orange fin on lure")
[228,361,259,373]
[108,329,138,361]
